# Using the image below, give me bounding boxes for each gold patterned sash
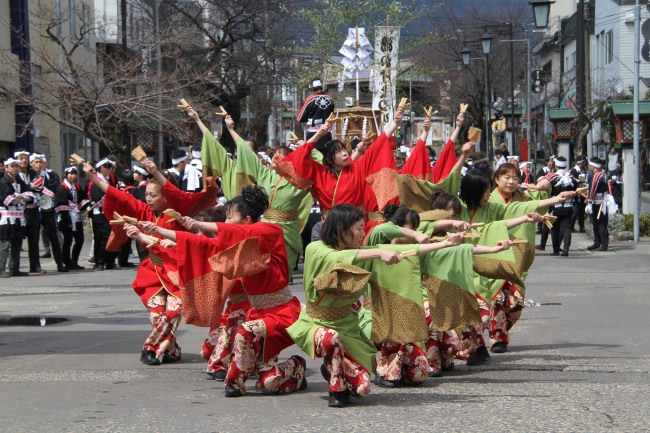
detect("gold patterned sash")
[367,211,384,222]
[229,292,249,304]
[248,286,292,309]
[306,302,354,321]
[264,209,299,222]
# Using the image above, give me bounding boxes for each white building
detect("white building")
[591,0,650,100]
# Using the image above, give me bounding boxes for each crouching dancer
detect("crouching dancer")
[288,204,464,408]
[144,185,306,397]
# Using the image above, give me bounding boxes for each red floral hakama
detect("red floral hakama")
[314,327,371,398]
[144,292,182,360]
[375,343,429,385]
[489,282,525,348]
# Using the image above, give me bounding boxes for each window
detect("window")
[55,0,62,37]
[605,30,613,65]
[31,64,42,96]
[69,0,76,39]
[82,3,90,46]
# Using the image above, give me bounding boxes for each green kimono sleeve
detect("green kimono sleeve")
[397,171,461,213]
[233,137,266,194]
[364,222,404,246]
[356,244,428,344]
[201,131,237,199]
[420,244,481,330]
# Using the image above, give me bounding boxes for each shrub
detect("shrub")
[623,213,650,236]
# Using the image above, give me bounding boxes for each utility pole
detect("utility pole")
[633,0,640,242]
[509,22,516,155]
[485,53,491,160]
[575,0,586,161]
[155,1,164,167]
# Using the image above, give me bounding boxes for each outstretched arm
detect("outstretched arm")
[419,117,431,142]
[449,112,464,143]
[124,223,158,247]
[397,227,430,244]
[419,232,464,254]
[451,141,475,173]
[473,239,512,254]
[384,108,404,137]
[225,115,243,143]
[506,212,543,229]
[186,106,209,134]
[433,219,471,232]
[355,248,403,264]
[141,158,168,186]
[82,163,108,194]
[538,191,576,209]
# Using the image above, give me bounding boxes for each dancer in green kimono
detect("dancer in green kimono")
[366,204,515,378]
[454,168,574,365]
[288,204,465,408]
[187,106,312,272]
[487,162,551,353]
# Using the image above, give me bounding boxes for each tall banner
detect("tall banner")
[372,26,400,128]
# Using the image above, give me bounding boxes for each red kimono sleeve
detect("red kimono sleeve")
[104,185,154,222]
[161,177,218,217]
[274,141,323,190]
[212,222,289,289]
[358,133,400,212]
[401,139,432,181]
[175,231,235,328]
[431,139,458,183]
[353,132,397,178]
[103,185,155,251]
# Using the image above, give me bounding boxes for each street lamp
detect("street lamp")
[530,1,555,29]
[481,33,492,160]
[461,46,471,65]
[460,43,491,158]
[481,33,492,55]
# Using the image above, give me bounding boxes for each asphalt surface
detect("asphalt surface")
[1,228,649,432]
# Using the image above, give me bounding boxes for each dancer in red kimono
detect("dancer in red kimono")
[143,185,306,397]
[82,160,217,366]
[275,109,404,228]
[401,112,464,183]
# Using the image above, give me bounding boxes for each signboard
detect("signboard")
[372,26,400,128]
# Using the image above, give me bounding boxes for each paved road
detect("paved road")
[1,231,649,432]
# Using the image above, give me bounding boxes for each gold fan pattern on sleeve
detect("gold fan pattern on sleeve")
[422,274,481,331]
[313,263,371,299]
[369,281,429,344]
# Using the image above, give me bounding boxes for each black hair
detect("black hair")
[275,145,293,158]
[321,140,347,173]
[195,207,226,223]
[383,204,419,228]
[226,185,269,223]
[320,204,364,248]
[349,137,362,151]
[163,170,180,188]
[120,169,135,186]
[459,169,491,210]
[247,139,258,153]
[430,190,462,217]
